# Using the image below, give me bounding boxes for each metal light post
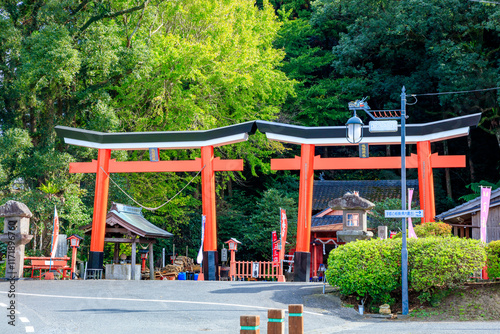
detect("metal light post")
[400,87,408,315]
[346,87,409,315]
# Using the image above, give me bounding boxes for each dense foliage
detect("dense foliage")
[486,240,500,279]
[1,0,500,263]
[326,238,486,306]
[392,222,452,239]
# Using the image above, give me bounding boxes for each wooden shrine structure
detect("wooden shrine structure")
[56,113,480,281]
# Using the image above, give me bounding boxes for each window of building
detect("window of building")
[346,213,359,226]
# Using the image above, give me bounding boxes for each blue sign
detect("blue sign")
[149,148,159,162]
[384,210,424,218]
[359,143,369,158]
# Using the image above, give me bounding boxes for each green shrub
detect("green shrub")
[408,237,485,300]
[486,240,500,279]
[326,237,486,306]
[393,222,452,239]
[414,222,452,237]
[326,239,400,305]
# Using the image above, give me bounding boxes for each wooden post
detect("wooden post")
[149,243,155,280]
[131,240,136,280]
[267,309,285,334]
[240,315,260,334]
[113,243,120,264]
[288,304,304,334]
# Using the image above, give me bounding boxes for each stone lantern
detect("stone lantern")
[329,192,374,243]
[0,201,34,278]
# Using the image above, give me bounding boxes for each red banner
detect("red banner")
[272,231,279,267]
[279,208,288,262]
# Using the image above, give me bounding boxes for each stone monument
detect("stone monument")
[0,201,34,278]
[329,192,374,243]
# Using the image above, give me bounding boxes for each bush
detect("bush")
[392,222,452,239]
[326,239,400,305]
[413,222,452,238]
[409,237,485,299]
[326,237,486,306]
[486,240,500,279]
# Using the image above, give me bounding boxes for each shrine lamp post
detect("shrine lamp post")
[67,234,84,280]
[345,87,409,315]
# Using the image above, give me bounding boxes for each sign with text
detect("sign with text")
[480,186,492,243]
[385,210,424,218]
[369,120,398,133]
[279,208,288,263]
[221,248,228,262]
[252,262,259,278]
[149,148,160,162]
[359,143,369,158]
[272,231,279,267]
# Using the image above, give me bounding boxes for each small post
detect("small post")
[162,248,165,268]
[149,243,154,280]
[240,315,260,334]
[267,309,285,334]
[288,304,304,334]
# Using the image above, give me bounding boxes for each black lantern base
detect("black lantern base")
[203,251,219,281]
[293,251,311,282]
[87,251,104,279]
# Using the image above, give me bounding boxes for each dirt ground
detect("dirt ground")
[409,282,500,321]
[339,282,500,321]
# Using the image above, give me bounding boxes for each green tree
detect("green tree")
[242,188,298,261]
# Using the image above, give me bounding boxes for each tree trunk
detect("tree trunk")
[443,141,452,198]
[467,134,475,183]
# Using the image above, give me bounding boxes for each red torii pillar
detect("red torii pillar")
[71,146,243,280]
[271,141,465,281]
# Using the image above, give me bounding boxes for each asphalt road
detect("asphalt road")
[1,279,499,333]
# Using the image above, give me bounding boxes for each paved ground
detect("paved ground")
[1,279,499,333]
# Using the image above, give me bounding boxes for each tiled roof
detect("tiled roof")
[313,180,419,211]
[436,187,500,221]
[311,214,343,227]
[106,203,173,238]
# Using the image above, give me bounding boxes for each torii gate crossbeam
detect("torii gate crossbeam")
[56,122,256,280]
[257,113,480,281]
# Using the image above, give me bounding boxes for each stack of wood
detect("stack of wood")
[143,256,199,280]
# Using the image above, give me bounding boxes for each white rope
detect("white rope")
[315,238,339,255]
[99,164,206,211]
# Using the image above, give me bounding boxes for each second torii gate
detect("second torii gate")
[256,113,481,281]
[56,122,257,280]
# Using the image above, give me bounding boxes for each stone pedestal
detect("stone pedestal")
[337,230,373,243]
[0,201,33,279]
[105,264,141,280]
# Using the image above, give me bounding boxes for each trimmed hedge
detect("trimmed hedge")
[392,222,452,239]
[486,240,500,279]
[326,237,486,304]
[325,239,399,304]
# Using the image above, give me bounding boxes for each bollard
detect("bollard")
[288,304,304,334]
[267,309,285,334]
[240,315,260,334]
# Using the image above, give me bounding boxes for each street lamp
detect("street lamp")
[346,112,364,144]
[346,87,409,315]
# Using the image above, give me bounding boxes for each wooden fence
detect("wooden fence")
[231,260,285,282]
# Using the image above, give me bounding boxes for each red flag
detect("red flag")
[50,206,59,258]
[272,231,279,267]
[279,208,288,262]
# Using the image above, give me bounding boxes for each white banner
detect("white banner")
[196,215,206,264]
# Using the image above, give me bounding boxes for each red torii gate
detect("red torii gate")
[57,114,480,282]
[56,122,257,280]
[256,113,481,281]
